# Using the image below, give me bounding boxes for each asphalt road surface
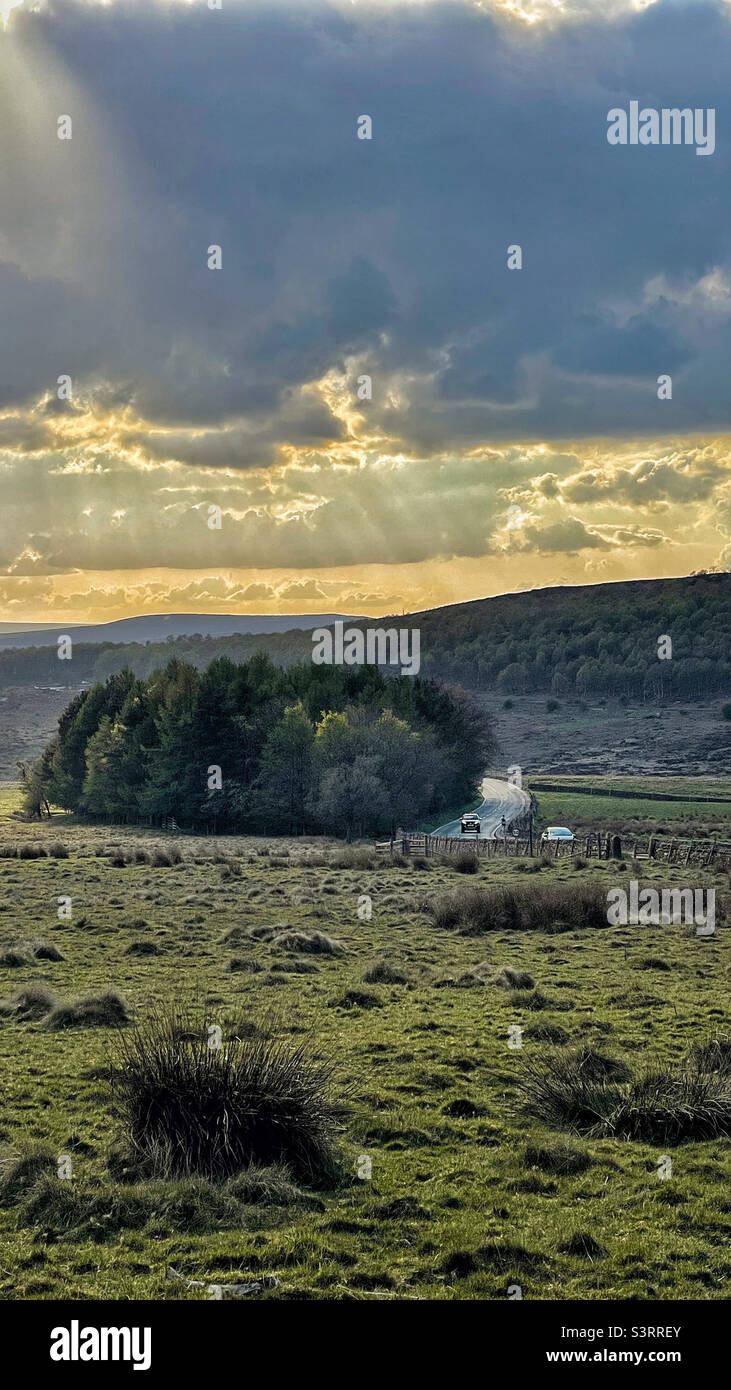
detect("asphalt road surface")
[431,775,532,839]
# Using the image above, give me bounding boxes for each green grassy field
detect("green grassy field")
[530,785,731,841]
[530,776,731,800]
[0,785,729,1301]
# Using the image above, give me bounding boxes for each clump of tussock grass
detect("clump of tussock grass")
[329,989,383,1010]
[441,1242,548,1278]
[271,930,344,956]
[491,966,535,991]
[29,940,65,962]
[111,1007,344,1186]
[509,988,552,1011]
[524,1022,570,1045]
[429,881,608,936]
[411,855,431,870]
[329,847,378,870]
[442,1097,486,1118]
[609,1067,731,1143]
[270,961,319,975]
[449,852,480,874]
[0,945,34,967]
[636,956,671,971]
[124,941,164,957]
[225,957,265,974]
[15,1164,321,1242]
[686,1036,731,1077]
[47,841,69,859]
[224,1017,270,1042]
[558,1232,607,1259]
[219,925,253,945]
[518,1046,731,1142]
[517,1046,632,1132]
[0,1146,58,1205]
[43,990,132,1031]
[18,843,45,860]
[119,917,148,931]
[0,984,57,1020]
[524,1139,591,1176]
[450,969,487,988]
[150,848,173,867]
[362,958,408,985]
[109,851,129,868]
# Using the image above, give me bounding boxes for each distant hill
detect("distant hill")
[0,574,728,700]
[0,612,359,650]
[410,572,731,699]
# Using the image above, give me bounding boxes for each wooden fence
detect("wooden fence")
[377,829,731,869]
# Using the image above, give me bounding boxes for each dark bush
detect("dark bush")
[111,1008,344,1185]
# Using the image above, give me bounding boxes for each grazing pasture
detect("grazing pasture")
[0,788,729,1301]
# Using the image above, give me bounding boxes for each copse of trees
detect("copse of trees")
[24,654,494,836]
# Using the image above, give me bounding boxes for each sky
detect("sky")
[0,0,730,623]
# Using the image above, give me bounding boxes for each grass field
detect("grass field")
[530,776,731,800]
[530,784,731,842]
[0,785,729,1301]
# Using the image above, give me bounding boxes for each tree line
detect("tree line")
[2,573,729,702]
[22,654,494,836]
[416,571,731,699]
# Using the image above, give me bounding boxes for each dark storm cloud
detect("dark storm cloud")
[0,0,730,447]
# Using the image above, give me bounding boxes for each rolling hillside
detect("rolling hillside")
[0,573,728,700]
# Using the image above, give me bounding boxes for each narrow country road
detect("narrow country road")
[431,775,532,839]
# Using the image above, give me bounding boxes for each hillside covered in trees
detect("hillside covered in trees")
[2,574,729,701]
[414,572,731,699]
[23,655,493,836]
